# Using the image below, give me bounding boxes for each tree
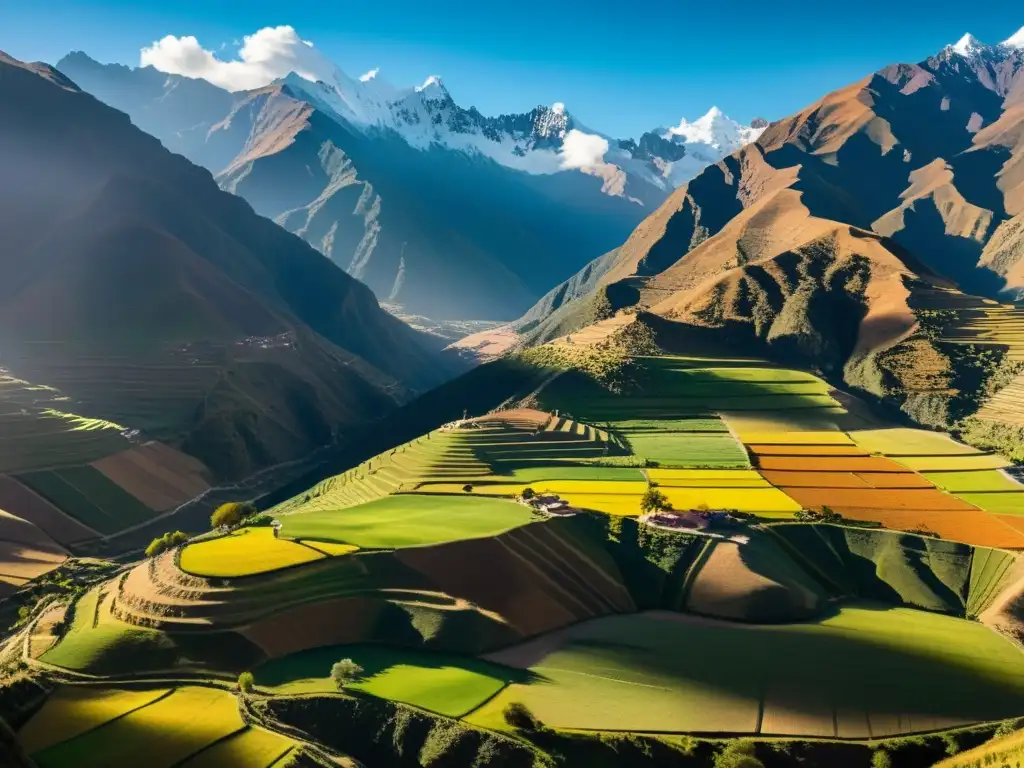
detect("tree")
[640,487,671,514]
[330,658,365,689]
[521,487,536,500]
[502,702,541,731]
[237,671,254,693]
[210,501,255,530]
[870,750,892,768]
[462,484,474,493]
[145,530,189,558]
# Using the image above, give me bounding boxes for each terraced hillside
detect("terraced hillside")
[9,349,1024,768]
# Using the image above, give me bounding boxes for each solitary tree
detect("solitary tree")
[640,487,671,515]
[521,487,536,500]
[210,501,255,530]
[237,671,255,694]
[462,484,474,493]
[502,702,541,731]
[330,658,365,690]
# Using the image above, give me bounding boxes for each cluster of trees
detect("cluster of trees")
[144,530,189,558]
[211,501,258,529]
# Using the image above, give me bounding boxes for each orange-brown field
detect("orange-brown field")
[754,456,916,473]
[92,442,211,512]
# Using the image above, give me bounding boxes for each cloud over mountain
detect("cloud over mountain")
[140,25,334,91]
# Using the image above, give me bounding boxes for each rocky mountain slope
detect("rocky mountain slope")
[470,29,1024,428]
[56,52,762,320]
[0,51,456,478]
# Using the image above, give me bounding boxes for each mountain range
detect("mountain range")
[0,51,457,479]
[56,51,765,320]
[458,28,1024,427]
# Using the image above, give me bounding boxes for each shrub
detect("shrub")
[330,658,365,689]
[238,671,254,693]
[145,530,189,558]
[462,484,474,493]
[211,501,256,530]
[640,487,671,514]
[502,702,541,731]
[715,740,763,768]
[871,749,892,768]
[521,487,536,500]
[243,513,275,527]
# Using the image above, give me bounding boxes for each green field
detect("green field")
[606,418,728,433]
[623,433,750,468]
[499,465,645,482]
[255,644,517,716]
[25,686,291,768]
[468,607,1024,737]
[40,588,173,675]
[15,465,154,534]
[923,470,1024,493]
[278,493,539,548]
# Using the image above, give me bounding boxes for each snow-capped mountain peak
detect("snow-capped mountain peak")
[416,75,445,94]
[275,62,761,204]
[663,107,764,152]
[951,33,985,56]
[1002,26,1024,50]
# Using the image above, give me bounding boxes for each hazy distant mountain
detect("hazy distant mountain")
[470,28,1024,424]
[0,51,456,478]
[57,52,763,320]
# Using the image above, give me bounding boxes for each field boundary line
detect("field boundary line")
[166,723,248,768]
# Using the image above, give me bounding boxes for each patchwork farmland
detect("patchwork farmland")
[11,352,1024,767]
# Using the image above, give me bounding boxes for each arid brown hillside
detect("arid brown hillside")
[0,52,456,478]
[489,43,1024,426]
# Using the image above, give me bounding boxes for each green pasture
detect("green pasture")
[623,433,750,468]
[278,493,538,548]
[467,606,1024,737]
[255,644,518,716]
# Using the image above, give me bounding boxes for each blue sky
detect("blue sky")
[2,0,1022,137]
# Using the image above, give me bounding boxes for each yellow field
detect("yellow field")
[721,410,848,434]
[180,727,295,768]
[563,494,644,516]
[735,431,854,446]
[180,527,324,577]
[18,687,171,753]
[850,428,981,456]
[647,469,770,487]
[893,454,1011,472]
[297,540,360,556]
[662,487,802,513]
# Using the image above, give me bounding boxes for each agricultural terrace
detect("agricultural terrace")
[15,465,157,536]
[0,508,67,596]
[18,685,296,768]
[277,494,538,549]
[468,607,1024,738]
[255,644,522,717]
[0,373,130,475]
[179,527,358,578]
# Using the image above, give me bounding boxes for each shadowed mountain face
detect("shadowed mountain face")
[56,53,657,320]
[0,52,457,478]
[488,42,1024,424]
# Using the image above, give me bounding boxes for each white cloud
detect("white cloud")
[359,67,380,82]
[140,25,336,91]
[559,129,608,169]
